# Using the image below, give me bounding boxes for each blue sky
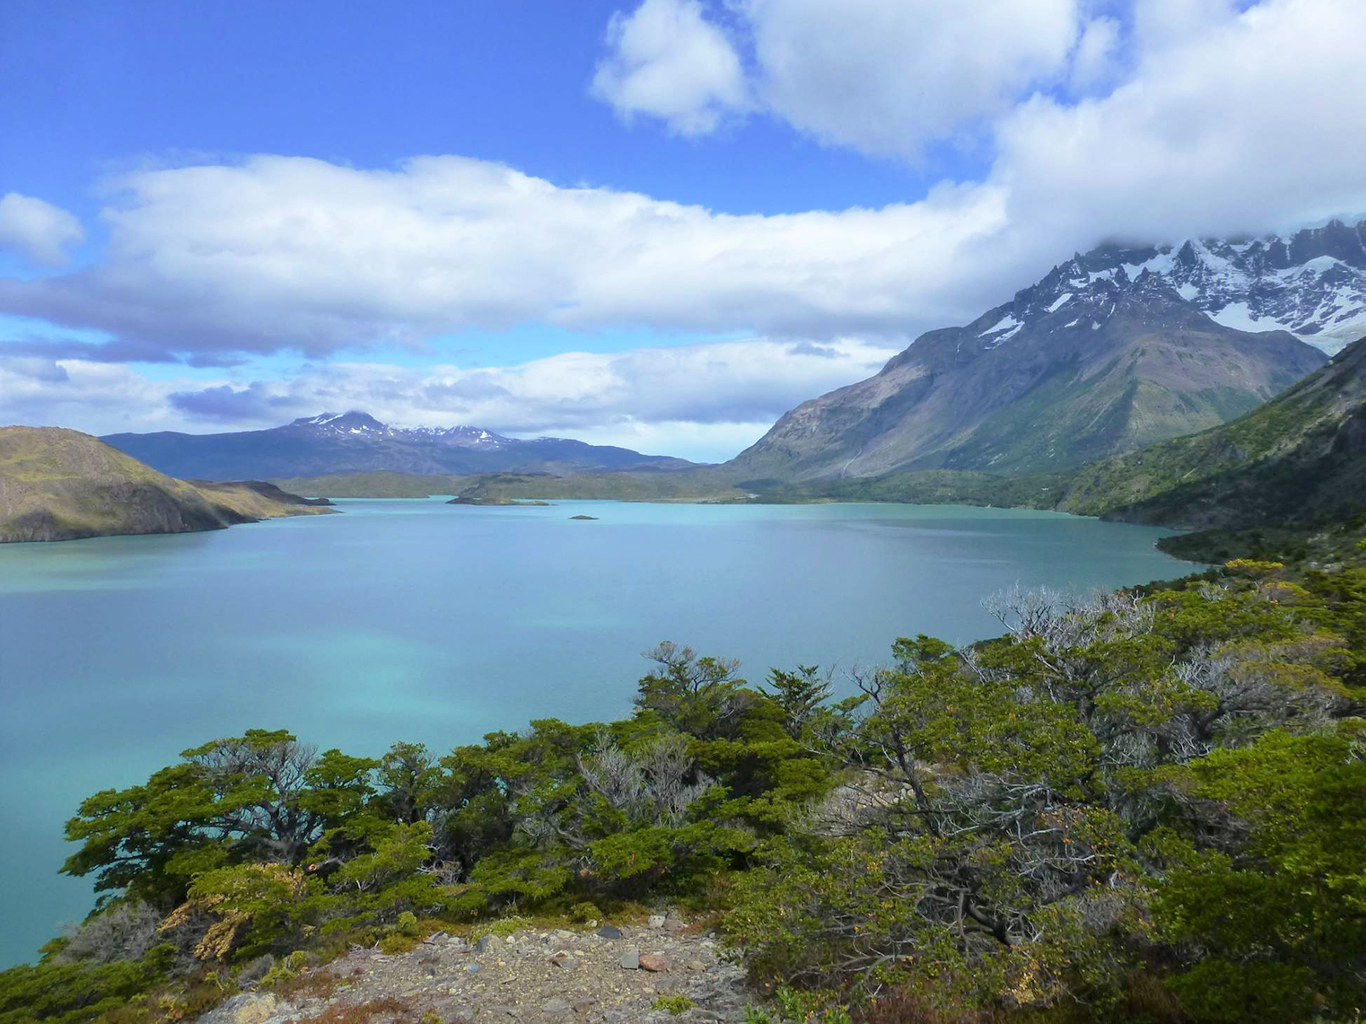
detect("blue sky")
[2,0,1364,460]
[1,2,932,225]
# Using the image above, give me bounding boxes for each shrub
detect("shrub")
[58,902,163,965]
[653,994,696,1015]
[568,902,602,924]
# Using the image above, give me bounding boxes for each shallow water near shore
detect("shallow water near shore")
[0,498,1184,966]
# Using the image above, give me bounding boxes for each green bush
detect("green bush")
[6,546,1361,1023]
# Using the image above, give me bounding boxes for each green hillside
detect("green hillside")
[271,471,470,498]
[1054,335,1366,528]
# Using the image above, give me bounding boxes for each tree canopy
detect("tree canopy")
[5,550,1366,1024]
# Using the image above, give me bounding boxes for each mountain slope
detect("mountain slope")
[0,427,333,543]
[1057,335,1366,530]
[103,412,696,481]
[729,267,1326,481]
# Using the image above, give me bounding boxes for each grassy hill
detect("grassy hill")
[1052,335,1366,529]
[271,472,470,498]
[0,427,335,543]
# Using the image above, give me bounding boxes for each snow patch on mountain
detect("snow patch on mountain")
[1208,301,1264,334]
[1094,221,1366,354]
[980,314,1022,337]
[976,220,1366,355]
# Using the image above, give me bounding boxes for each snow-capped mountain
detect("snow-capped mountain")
[729,232,1339,480]
[102,412,696,480]
[1035,219,1366,355]
[291,412,512,449]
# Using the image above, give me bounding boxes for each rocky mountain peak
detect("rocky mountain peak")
[970,255,1198,350]
[286,413,515,448]
[1059,219,1366,353]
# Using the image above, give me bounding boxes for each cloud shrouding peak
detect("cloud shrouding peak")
[1,1,1361,370]
[0,194,86,266]
[991,0,1366,246]
[592,0,750,135]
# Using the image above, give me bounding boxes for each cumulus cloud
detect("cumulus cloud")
[0,356,189,433]
[993,0,1366,243]
[591,0,1366,224]
[0,194,86,266]
[592,0,750,135]
[741,0,1079,159]
[1069,16,1123,93]
[3,0,1359,376]
[592,0,1082,158]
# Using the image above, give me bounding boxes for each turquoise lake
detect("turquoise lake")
[0,498,1185,966]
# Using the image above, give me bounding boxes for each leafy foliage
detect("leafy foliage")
[727,565,1366,1021]
[6,547,1365,1023]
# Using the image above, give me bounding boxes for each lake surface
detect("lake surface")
[0,499,1183,966]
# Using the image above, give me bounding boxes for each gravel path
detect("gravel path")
[199,915,753,1024]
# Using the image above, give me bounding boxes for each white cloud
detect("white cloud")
[1069,16,1122,93]
[1130,0,1237,54]
[591,0,749,135]
[0,335,902,462]
[592,0,1082,159]
[741,0,1079,159]
[2,1,1359,373]
[0,156,1014,357]
[993,0,1366,243]
[0,356,188,433]
[0,194,86,266]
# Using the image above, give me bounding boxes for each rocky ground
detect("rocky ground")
[199,913,754,1024]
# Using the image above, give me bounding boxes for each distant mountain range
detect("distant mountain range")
[102,411,697,481]
[90,220,1366,526]
[0,427,333,543]
[726,222,1366,481]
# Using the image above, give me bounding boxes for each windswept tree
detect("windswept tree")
[63,730,379,907]
[634,641,756,741]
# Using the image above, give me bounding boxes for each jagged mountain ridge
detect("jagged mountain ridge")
[102,411,697,481]
[729,263,1328,481]
[1062,218,1366,355]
